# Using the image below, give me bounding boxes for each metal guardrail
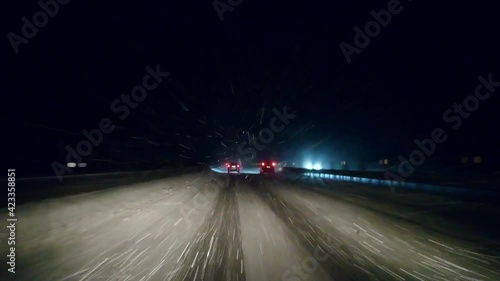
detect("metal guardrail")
[283,167,499,199]
[2,166,205,206]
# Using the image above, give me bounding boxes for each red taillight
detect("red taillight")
[261,162,265,166]
[237,164,240,167]
[272,162,276,166]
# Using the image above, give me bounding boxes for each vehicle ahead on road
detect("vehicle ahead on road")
[260,161,276,174]
[226,161,241,174]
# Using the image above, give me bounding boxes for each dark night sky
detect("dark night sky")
[3,0,500,173]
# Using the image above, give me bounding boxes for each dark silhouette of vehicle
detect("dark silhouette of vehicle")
[226,161,241,174]
[260,161,276,174]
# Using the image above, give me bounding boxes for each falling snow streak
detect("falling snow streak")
[179,144,192,150]
[169,92,190,112]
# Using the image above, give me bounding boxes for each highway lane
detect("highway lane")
[237,177,333,281]
[290,173,500,246]
[263,175,500,280]
[1,170,499,281]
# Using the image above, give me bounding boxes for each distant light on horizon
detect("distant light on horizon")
[304,162,321,170]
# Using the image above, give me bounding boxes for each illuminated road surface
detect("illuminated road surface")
[1,170,499,281]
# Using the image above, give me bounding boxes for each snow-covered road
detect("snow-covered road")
[1,170,499,281]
